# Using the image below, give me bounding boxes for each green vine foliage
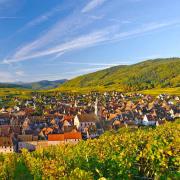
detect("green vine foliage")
[0,120,179,179]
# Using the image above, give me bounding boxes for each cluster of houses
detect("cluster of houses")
[0,91,179,153]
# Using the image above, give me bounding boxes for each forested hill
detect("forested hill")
[21,79,67,90]
[0,79,67,90]
[60,58,180,91]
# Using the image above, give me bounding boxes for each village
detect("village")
[0,91,179,153]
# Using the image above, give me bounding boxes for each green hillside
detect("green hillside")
[60,58,180,92]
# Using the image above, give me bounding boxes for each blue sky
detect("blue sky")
[0,0,180,82]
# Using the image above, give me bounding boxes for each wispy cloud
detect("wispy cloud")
[61,62,120,66]
[82,0,107,13]
[15,70,24,76]
[22,66,110,81]
[108,18,131,24]
[3,28,113,63]
[45,61,122,66]
[4,19,179,64]
[62,66,111,76]
[113,21,180,41]
[26,9,59,28]
[88,15,104,20]
[8,7,99,62]
[18,4,72,32]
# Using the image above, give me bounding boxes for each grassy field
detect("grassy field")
[0,88,32,99]
[0,87,179,99]
[139,87,180,96]
[51,87,180,96]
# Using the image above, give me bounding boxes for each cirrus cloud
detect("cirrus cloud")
[82,0,107,13]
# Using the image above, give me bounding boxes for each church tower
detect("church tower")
[95,98,98,116]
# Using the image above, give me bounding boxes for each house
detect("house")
[0,107,7,113]
[0,117,9,125]
[18,134,33,142]
[0,137,14,153]
[142,115,156,126]
[74,113,98,132]
[169,109,175,118]
[48,134,64,141]
[22,117,31,134]
[155,120,166,126]
[113,120,125,130]
[125,121,138,129]
[0,125,11,136]
[40,127,53,139]
[64,132,82,143]
[103,119,114,131]
[48,132,82,144]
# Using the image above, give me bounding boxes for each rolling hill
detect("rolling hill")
[0,83,22,89]
[20,79,67,90]
[59,58,180,92]
[0,79,67,90]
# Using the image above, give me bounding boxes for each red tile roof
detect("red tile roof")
[48,134,64,141]
[48,132,82,141]
[64,132,82,140]
[64,115,73,121]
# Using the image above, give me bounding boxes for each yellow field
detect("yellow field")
[0,87,179,98]
[0,88,32,99]
[139,87,180,96]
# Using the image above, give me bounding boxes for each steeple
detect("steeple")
[74,100,77,107]
[95,98,98,116]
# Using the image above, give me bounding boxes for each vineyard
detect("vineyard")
[0,120,179,180]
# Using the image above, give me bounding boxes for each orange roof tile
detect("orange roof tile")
[64,132,82,140]
[64,115,73,121]
[48,132,82,141]
[48,134,64,141]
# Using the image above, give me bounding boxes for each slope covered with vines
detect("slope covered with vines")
[0,120,179,179]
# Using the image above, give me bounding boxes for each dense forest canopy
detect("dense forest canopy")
[60,58,180,91]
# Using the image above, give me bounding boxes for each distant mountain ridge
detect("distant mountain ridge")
[59,58,180,91]
[1,58,180,91]
[0,79,67,90]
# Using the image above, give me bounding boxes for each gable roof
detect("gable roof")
[64,132,82,139]
[48,134,64,141]
[63,120,71,127]
[48,132,82,141]
[77,113,98,122]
